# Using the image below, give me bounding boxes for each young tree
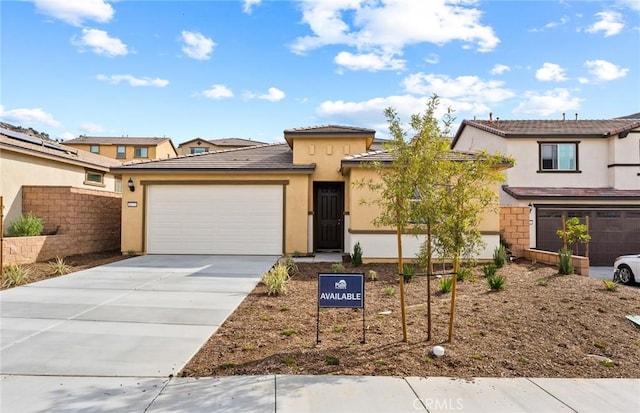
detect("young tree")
[434,150,513,342]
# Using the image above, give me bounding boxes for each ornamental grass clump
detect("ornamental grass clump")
[2,264,30,288]
[48,257,72,275]
[493,244,508,268]
[558,247,574,275]
[261,262,291,296]
[439,276,453,293]
[487,273,506,291]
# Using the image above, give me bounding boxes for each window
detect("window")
[190,147,209,154]
[114,177,122,193]
[116,146,126,159]
[539,142,578,171]
[134,147,148,158]
[90,145,100,154]
[85,170,104,185]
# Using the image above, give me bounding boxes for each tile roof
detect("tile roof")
[341,149,500,168]
[456,119,640,139]
[503,186,640,200]
[65,136,173,146]
[0,127,121,170]
[209,138,268,146]
[112,143,315,172]
[284,125,376,134]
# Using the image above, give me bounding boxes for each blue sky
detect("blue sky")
[1,0,638,145]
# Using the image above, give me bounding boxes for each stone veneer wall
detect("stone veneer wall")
[500,206,530,258]
[2,186,121,265]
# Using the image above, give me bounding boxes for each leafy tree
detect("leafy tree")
[556,216,591,255]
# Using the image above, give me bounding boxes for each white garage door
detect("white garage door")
[146,185,283,255]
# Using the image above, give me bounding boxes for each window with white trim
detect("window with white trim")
[85,170,104,185]
[90,145,100,154]
[116,145,126,159]
[134,147,148,158]
[190,147,209,154]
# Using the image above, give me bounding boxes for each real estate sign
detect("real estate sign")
[317,273,365,343]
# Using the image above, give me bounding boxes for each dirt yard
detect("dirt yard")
[181,259,640,379]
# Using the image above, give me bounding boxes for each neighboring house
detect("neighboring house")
[175,137,267,155]
[1,127,122,229]
[64,136,177,162]
[450,117,640,265]
[113,125,504,261]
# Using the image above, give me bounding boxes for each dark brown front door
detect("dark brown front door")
[315,183,344,251]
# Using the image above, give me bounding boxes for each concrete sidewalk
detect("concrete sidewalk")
[2,374,638,412]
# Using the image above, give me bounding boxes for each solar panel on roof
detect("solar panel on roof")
[0,127,76,154]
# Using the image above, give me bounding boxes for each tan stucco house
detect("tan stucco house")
[450,116,640,265]
[65,136,177,162]
[0,126,121,233]
[113,125,503,261]
[175,137,267,156]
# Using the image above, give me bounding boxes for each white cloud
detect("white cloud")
[491,64,510,75]
[243,0,261,14]
[79,122,105,134]
[96,74,169,87]
[290,1,499,71]
[513,88,582,116]
[535,63,568,82]
[58,132,77,141]
[586,11,624,37]
[402,73,515,103]
[334,51,405,72]
[72,28,128,57]
[181,31,215,60]
[617,0,640,11]
[32,0,114,26]
[584,59,628,81]
[0,105,61,127]
[425,54,439,64]
[246,87,285,102]
[202,84,234,99]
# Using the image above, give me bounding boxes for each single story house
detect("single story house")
[176,138,267,156]
[112,125,503,261]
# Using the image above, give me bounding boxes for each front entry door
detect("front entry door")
[315,183,344,251]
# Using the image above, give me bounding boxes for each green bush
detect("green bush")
[482,263,497,277]
[402,264,416,283]
[331,263,345,273]
[261,262,291,295]
[457,266,473,282]
[7,212,44,237]
[2,264,30,288]
[439,276,453,293]
[493,244,508,268]
[351,242,363,267]
[558,247,574,275]
[48,257,71,275]
[487,274,506,291]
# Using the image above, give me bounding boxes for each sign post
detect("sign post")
[317,273,365,344]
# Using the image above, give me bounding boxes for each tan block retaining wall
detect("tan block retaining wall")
[524,248,590,276]
[500,206,530,258]
[2,186,121,265]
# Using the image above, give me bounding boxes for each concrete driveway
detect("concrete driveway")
[0,255,277,377]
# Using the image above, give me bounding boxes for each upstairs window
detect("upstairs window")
[134,147,148,158]
[90,145,100,154]
[539,142,578,172]
[116,145,126,159]
[190,147,209,154]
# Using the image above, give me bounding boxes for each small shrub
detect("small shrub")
[7,212,44,237]
[220,363,236,369]
[493,244,508,268]
[280,255,298,275]
[333,326,345,333]
[402,264,416,283]
[594,341,608,350]
[600,361,615,368]
[471,354,484,360]
[281,328,296,336]
[368,270,378,281]
[374,360,387,367]
[324,356,340,366]
[2,264,30,288]
[259,315,272,321]
[383,286,396,297]
[48,256,71,275]
[482,263,497,277]
[331,263,345,273]
[261,262,291,295]
[439,276,453,293]
[487,274,506,291]
[536,278,549,286]
[281,356,297,366]
[351,242,363,267]
[457,266,473,282]
[126,250,138,257]
[558,247,574,275]
[602,279,618,292]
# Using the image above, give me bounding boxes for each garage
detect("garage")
[536,207,640,266]
[146,184,283,255]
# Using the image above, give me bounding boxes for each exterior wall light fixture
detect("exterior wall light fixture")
[127,178,135,192]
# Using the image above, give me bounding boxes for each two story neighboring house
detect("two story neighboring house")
[450,116,640,265]
[65,136,177,162]
[175,137,267,155]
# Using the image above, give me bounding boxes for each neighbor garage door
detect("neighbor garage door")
[537,207,640,266]
[146,185,283,255]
